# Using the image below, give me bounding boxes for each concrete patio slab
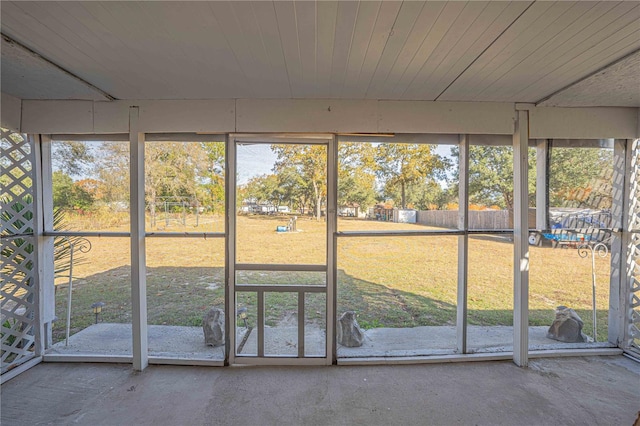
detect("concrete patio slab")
[2,356,638,426]
[47,323,613,360]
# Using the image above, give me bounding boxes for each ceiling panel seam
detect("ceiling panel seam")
[419,2,506,99]
[334,1,359,97]
[434,1,535,102]
[363,1,425,99]
[400,1,473,99]
[362,0,402,98]
[64,2,144,98]
[521,30,640,103]
[408,1,495,99]
[273,1,294,98]
[534,47,640,106]
[526,26,640,102]
[470,1,597,102]
[209,2,255,98]
[388,2,448,99]
[1,33,115,101]
[2,2,126,98]
[509,1,631,101]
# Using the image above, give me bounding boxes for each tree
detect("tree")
[199,142,225,214]
[144,142,208,225]
[451,145,613,211]
[52,141,94,176]
[382,178,448,210]
[339,170,377,214]
[338,143,377,214]
[453,145,536,210]
[272,145,327,220]
[244,174,279,207]
[52,171,94,210]
[95,142,130,206]
[376,144,449,209]
[99,141,211,226]
[549,147,612,209]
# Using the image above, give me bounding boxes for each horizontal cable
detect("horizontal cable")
[145,232,225,238]
[43,231,130,238]
[337,230,464,237]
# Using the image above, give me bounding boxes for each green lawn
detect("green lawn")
[53,214,611,343]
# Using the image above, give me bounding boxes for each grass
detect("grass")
[52,213,612,343]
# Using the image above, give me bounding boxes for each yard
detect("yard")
[53,213,611,345]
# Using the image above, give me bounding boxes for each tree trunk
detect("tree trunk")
[150,189,157,228]
[313,181,321,220]
[401,181,406,209]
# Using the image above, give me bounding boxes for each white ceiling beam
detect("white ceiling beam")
[1,92,21,131]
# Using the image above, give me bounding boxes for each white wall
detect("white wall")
[1,92,22,131]
[18,98,640,139]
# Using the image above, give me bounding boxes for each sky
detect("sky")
[236,143,277,185]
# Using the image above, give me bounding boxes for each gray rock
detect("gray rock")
[547,306,587,343]
[337,311,365,347]
[203,307,225,347]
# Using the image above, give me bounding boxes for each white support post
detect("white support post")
[457,134,469,354]
[610,139,633,346]
[129,107,148,371]
[513,109,530,367]
[31,134,43,356]
[535,139,549,231]
[622,139,640,351]
[327,135,338,364]
[36,135,55,351]
[226,135,236,364]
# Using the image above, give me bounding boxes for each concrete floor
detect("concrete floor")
[48,323,613,360]
[2,356,638,426]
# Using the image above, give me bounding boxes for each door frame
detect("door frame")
[226,134,336,365]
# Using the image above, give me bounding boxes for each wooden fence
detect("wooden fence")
[416,210,511,229]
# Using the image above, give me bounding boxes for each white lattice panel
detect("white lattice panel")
[628,139,640,351]
[1,129,38,374]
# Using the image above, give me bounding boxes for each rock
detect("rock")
[336,311,365,347]
[547,306,587,343]
[203,307,225,347]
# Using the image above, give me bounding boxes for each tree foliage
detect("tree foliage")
[463,145,535,210]
[94,141,226,221]
[52,171,94,210]
[52,141,95,176]
[272,144,327,220]
[451,145,613,211]
[338,143,377,212]
[376,144,449,209]
[549,147,612,208]
[382,178,451,210]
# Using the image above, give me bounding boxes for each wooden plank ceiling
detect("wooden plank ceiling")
[1,1,639,106]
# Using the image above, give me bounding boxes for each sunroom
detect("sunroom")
[1,1,639,382]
